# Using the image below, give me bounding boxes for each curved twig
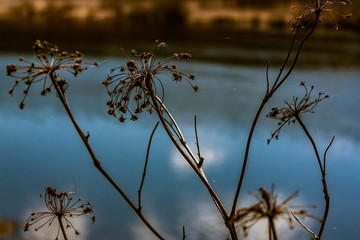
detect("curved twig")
[231,11,320,217]
[145,75,238,240]
[324,136,335,173]
[49,72,165,240]
[138,122,160,210]
[292,212,319,239]
[194,115,204,168]
[295,115,330,239]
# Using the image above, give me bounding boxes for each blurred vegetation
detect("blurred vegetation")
[0,218,19,238]
[0,0,359,56]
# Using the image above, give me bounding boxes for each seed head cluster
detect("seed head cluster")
[231,185,317,238]
[290,0,352,31]
[266,82,328,144]
[6,40,98,109]
[103,40,197,123]
[24,186,95,239]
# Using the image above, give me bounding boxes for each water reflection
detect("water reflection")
[0,54,360,239]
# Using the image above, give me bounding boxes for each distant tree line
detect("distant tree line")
[0,0,358,49]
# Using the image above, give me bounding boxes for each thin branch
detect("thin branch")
[270,25,300,92]
[323,136,335,173]
[295,115,329,239]
[155,96,184,140]
[272,13,320,93]
[138,121,160,211]
[145,76,238,240]
[230,99,267,216]
[49,72,165,240]
[231,12,320,217]
[58,217,69,240]
[295,115,324,173]
[271,219,278,240]
[266,61,270,94]
[292,212,318,239]
[194,115,204,168]
[182,226,186,240]
[155,95,199,166]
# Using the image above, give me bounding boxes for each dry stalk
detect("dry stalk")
[49,72,165,240]
[230,9,321,218]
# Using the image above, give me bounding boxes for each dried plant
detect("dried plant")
[7,40,166,239]
[101,2,351,239]
[231,186,318,240]
[24,186,94,240]
[290,0,352,30]
[106,41,234,238]
[267,83,335,239]
[103,40,197,122]
[266,82,329,144]
[4,1,352,240]
[230,2,351,232]
[6,40,97,109]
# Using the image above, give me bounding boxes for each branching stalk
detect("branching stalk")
[194,115,204,168]
[324,136,335,173]
[182,226,186,240]
[231,11,320,217]
[58,216,68,240]
[292,212,319,239]
[138,122,160,210]
[145,76,238,240]
[295,114,330,239]
[49,72,165,240]
[155,95,199,166]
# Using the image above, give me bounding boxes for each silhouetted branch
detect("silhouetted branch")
[324,136,335,173]
[138,122,160,211]
[231,9,321,218]
[292,212,318,239]
[182,226,186,240]
[194,115,204,168]
[266,61,270,94]
[145,75,238,240]
[49,72,165,239]
[295,115,329,239]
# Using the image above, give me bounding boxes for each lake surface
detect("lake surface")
[0,44,360,240]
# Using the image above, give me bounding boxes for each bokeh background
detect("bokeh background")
[0,0,359,54]
[1,1,360,240]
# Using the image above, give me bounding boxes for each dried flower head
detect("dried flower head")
[231,185,318,238]
[6,40,97,109]
[24,186,95,240]
[290,0,352,31]
[266,82,328,144]
[103,40,197,122]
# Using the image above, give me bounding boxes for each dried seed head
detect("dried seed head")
[24,186,95,239]
[232,185,318,238]
[104,41,198,123]
[6,64,17,75]
[180,53,192,59]
[6,40,97,109]
[19,102,25,110]
[267,83,328,143]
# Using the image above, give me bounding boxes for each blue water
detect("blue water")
[0,53,359,240]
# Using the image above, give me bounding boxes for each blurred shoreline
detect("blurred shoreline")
[0,0,359,68]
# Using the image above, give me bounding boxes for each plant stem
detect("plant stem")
[231,12,320,217]
[295,115,329,239]
[49,72,165,240]
[138,122,159,210]
[57,216,68,240]
[270,219,278,240]
[231,99,268,216]
[145,76,238,240]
